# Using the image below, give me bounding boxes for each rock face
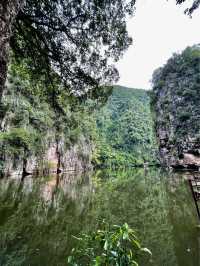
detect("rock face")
[2,134,93,177]
[0,61,96,178]
[151,45,200,170]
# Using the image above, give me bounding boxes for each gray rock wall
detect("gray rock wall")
[2,135,93,177]
[151,45,200,170]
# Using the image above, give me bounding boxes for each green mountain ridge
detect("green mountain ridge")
[95,85,158,167]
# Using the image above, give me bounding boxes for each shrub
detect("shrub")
[0,128,39,154]
[68,221,151,266]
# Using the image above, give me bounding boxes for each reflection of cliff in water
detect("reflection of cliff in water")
[0,169,200,266]
[0,172,95,266]
[0,171,94,213]
[165,171,200,266]
[40,173,94,211]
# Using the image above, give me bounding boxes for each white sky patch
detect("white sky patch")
[116,0,200,90]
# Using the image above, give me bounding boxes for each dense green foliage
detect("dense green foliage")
[1,63,158,172]
[95,86,158,167]
[0,59,107,173]
[0,0,136,159]
[68,221,151,266]
[11,0,135,94]
[152,45,200,161]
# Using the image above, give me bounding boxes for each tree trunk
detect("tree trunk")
[0,0,23,102]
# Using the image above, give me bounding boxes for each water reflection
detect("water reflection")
[165,171,200,266]
[0,168,199,266]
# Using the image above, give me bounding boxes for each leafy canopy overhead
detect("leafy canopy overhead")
[11,0,135,94]
[176,0,200,14]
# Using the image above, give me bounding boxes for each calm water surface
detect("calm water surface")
[0,168,199,266]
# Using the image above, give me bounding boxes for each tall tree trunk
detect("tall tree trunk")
[0,0,23,102]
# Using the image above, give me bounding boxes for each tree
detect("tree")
[176,0,200,15]
[0,0,24,101]
[0,0,135,104]
[0,0,199,105]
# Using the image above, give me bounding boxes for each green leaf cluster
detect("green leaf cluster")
[0,128,39,155]
[68,221,151,266]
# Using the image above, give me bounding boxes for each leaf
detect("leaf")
[67,256,73,263]
[141,247,152,256]
[113,224,120,228]
[94,256,101,265]
[124,223,129,230]
[123,232,129,240]
[132,239,141,249]
[104,240,108,251]
[132,260,139,266]
[129,249,133,259]
[72,235,83,241]
[111,251,117,257]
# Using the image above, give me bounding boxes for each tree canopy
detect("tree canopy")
[1,0,199,100]
[10,0,135,94]
[95,86,158,167]
[176,0,200,15]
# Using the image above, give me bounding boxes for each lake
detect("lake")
[0,168,199,266]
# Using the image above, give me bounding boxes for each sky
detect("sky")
[116,0,200,90]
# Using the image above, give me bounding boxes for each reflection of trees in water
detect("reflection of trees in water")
[0,172,94,266]
[0,169,199,266]
[165,171,200,266]
[88,169,200,266]
[88,168,177,266]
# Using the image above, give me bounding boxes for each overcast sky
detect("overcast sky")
[116,0,200,90]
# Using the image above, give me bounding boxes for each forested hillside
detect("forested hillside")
[95,86,158,167]
[0,0,137,176]
[0,69,158,176]
[1,1,200,265]
[152,45,200,169]
[0,59,112,176]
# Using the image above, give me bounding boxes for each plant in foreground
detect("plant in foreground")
[68,221,151,266]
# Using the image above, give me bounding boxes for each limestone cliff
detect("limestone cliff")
[151,45,200,170]
[1,133,93,177]
[0,61,96,177]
